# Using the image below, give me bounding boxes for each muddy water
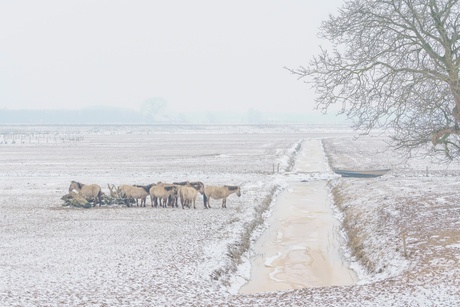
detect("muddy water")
[239,139,357,294]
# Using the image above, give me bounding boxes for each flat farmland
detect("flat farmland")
[1,125,459,306]
[0,125,334,305]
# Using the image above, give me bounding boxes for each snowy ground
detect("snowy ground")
[0,125,459,306]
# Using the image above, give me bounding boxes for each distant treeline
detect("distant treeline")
[0,108,140,124]
[0,107,346,124]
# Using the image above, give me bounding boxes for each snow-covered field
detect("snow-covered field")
[1,125,459,306]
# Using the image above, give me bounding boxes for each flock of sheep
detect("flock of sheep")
[65,180,242,209]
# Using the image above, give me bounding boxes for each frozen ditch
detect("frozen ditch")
[239,139,357,294]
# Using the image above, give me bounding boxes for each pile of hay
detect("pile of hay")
[61,186,135,208]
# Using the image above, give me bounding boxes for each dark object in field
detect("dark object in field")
[61,192,93,208]
[333,169,390,178]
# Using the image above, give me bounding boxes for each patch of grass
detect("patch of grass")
[286,141,302,172]
[330,182,377,274]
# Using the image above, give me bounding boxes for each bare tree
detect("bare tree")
[141,97,167,123]
[287,0,460,160]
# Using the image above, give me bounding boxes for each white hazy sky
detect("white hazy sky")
[0,1,343,112]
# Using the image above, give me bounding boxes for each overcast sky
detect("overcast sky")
[0,1,343,113]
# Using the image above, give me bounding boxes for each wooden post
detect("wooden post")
[402,232,407,258]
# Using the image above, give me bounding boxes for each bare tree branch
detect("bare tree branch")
[288,0,460,160]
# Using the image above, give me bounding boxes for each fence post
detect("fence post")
[402,232,407,258]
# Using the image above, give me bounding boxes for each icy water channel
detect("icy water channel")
[239,139,357,294]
